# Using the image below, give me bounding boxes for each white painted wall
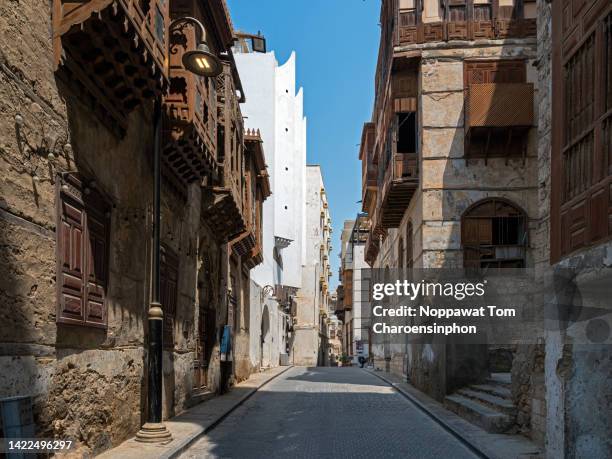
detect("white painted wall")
[248,279,288,369]
[235,50,306,290]
[292,166,332,365]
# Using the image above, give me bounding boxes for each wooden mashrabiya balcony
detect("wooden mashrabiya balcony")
[364,211,385,267]
[230,129,270,269]
[163,67,218,185]
[201,63,247,242]
[53,0,169,135]
[465,83,534,161]
[398,18,536,45]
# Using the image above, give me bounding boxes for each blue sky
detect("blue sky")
[227,0,380,289]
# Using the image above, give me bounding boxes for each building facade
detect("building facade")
[0,0,269,455]
[292,165,333,366]
[233,36,309,369]
[338,216,371,364]
[360,0,541,443]
[359,0,611,454]
[540,1,612,456]
[234,40,307,293]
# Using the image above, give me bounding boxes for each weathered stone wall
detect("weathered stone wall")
[233,264,256,382]
[542,243,612,458]
[535,0,612,455]
[419,44,539,271]
[0,1,234,455]
[372,39,540,405]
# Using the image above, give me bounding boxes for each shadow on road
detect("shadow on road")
[284,366,388,387]
[177,367,478,459]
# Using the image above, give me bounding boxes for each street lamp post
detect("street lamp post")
[136,16,222,443]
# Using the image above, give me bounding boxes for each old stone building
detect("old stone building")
[359,0,611,455]
[539,0,612,456]
[360,0,542,444]
[0,0,269,454]
[337,215,370,365]
[292,165,333,366]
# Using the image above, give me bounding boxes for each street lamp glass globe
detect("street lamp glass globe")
[182,43,222,77]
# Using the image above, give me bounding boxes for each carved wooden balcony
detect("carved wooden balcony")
[52,0,169,135]
[201,182,245,242]
[380,152,418,228]
[201,62,245,241]
[229,129,270,269]
[364,211,385,267]
[360,123,377,213]
[162,12,219,186]
[396,12,535,46]
[397,19,536,45]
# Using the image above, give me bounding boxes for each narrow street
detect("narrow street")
[179,367,479,459]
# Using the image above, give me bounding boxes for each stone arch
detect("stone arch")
[461,198,527,269]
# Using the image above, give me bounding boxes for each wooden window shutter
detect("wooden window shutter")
[551,5,612,261]
[84,211,109,326]
[57,174,110,328]
[58,196,86,323]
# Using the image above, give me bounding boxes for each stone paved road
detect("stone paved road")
[179,366,479,459]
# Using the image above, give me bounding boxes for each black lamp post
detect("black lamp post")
[136,16,222,443]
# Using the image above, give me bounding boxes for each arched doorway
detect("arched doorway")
[462,198,527,269]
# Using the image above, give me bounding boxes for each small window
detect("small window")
[399,0,416,26]
[397,112,417,154]
[57,174,110,328]
[462,199,526,269]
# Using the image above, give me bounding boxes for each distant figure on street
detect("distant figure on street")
[358,356,366,368]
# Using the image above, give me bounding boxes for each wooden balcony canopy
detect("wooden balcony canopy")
[53,0,169,135]
[380,153,418,228]
[201,187,246,242]
[231,231,256,258]
[466,83,534,129]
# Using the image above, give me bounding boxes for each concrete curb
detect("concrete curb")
[365,369,491,459]
[160,365,293,459]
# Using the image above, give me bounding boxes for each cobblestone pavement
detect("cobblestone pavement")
[179,367,479,459]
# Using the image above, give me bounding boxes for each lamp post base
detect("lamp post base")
[135,423,172,443]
